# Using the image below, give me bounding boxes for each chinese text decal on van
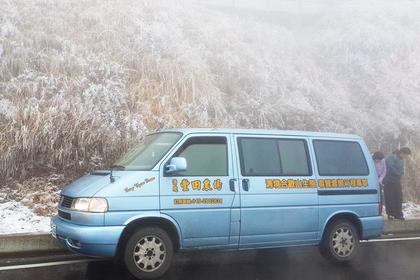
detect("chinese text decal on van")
[51,128,384,279]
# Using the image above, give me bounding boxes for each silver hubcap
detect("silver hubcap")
[133,235,166,272]
[332,227,354,257]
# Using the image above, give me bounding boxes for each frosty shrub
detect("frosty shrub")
[0,0,420,211]
[404,147,420,204]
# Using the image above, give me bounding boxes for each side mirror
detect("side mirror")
[166,157,187,174]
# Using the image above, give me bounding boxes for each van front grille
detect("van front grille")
[60,196,74,208]
[58,210,71,220]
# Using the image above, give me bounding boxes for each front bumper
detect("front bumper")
[51,215,124,257]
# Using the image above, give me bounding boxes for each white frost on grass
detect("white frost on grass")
[0,201,51,234]
[402,202,420,219]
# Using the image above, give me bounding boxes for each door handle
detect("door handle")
[242,179,250,191]
[229,179,236,192]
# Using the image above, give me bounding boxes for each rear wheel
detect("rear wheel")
[124,226,174,279]
[319,219,359,263]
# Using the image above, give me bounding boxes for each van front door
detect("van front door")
[160,135,239,249]
[235,135,319,249]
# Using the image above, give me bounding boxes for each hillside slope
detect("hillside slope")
[1,0,420,207]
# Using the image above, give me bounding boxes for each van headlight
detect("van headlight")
[71,198,108,213]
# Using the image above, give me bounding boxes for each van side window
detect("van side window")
[238,138,311,176]
[278,139,311,175]
[173,137,228,176]
[313,140,369,176]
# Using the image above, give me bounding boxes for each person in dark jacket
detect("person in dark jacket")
[383,147,411,220]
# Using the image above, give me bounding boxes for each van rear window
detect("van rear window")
[313,140,369,176]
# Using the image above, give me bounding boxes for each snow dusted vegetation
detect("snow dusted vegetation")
[1,0,420,233]
[0,201,51,234]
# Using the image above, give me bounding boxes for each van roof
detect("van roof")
[158,128,362,140]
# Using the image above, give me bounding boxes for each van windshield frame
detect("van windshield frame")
[113,132,182,171]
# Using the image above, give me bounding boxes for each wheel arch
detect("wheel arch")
[321,212,362,240]
[116,217,181,258]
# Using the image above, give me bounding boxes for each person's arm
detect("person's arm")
[378,162,386,182]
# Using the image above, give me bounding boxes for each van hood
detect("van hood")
[60,171,112,197]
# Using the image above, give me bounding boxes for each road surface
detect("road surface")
[1,235,420,280]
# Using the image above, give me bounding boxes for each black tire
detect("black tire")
[124,227,174,279]
[318,219,359,263]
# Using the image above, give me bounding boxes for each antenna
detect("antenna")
[110,169,115,183]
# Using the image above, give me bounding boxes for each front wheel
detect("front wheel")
[318,219,359,263]
[124,226,174,279]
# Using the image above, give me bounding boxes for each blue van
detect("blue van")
[51,128,383,279]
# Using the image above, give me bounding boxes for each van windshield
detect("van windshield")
[113,132,182,171]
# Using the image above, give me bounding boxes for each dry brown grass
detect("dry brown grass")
[1,0,420,215]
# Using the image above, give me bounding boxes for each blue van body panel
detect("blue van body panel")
[60,170,160,198]
[104,210,161,226]
[60,172,111,197]
[51,215,123,257]
[51,128,384,260]
[360,216,384,239]
[163,208,233,249]
[239,194,319,248]
[318,205,380,238]
[52,170,164,257]
[63,211,105,226]
[94,171,160,198]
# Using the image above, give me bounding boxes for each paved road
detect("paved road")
[1,236,420,280]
